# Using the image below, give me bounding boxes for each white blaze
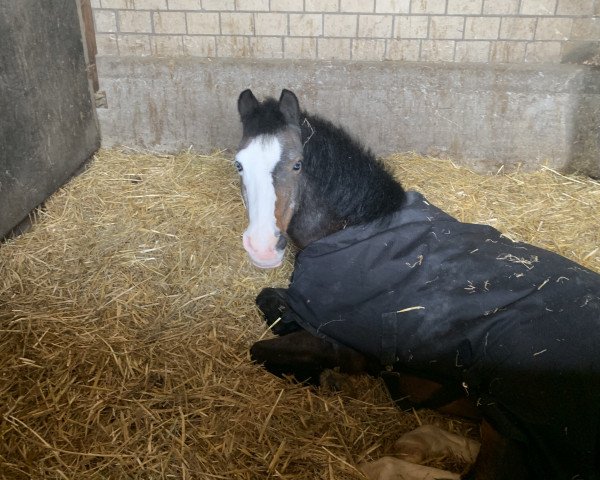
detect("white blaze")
[236,135,283,268]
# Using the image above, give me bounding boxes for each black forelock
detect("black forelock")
[240,97,288,138]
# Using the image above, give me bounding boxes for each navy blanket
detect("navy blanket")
[285,191,600,479]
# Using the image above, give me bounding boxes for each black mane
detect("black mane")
[238,91,406,245]
[299,113,405,228]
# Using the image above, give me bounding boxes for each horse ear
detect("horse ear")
[238,89,259,119]
[279,89,300,126]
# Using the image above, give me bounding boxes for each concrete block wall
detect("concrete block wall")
[91,0,600,63]
[92,0,600,177]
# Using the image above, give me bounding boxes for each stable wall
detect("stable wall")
[91,0,600,176]
[97,57,599,174]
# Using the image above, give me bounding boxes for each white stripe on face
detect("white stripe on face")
[236,135,284,268]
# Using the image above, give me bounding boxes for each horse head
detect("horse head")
[235,89,405,269]
[235,89,304,269]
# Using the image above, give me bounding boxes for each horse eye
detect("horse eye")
[234,161,243,173]
[292,161,302,171]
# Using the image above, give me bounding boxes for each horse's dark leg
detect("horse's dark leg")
[382,371,481,420]
[250,329,380,384]
[256,287,302,336]
[463,420,530,480]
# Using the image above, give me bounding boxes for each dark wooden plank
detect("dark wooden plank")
[0,0,101,238]
[80,0,99,92]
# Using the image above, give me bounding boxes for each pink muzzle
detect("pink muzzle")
[242,231,284,269]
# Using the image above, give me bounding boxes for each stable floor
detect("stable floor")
[1,150,598,479]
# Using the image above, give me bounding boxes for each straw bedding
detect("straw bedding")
[1,149,598,479]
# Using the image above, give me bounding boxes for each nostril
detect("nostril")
[243,231,283,260]
[276,235,287,251]
[242,233,254,253]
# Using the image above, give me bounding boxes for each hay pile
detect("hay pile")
[0,149,598,479]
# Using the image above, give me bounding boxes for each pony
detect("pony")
[234,89,600,480]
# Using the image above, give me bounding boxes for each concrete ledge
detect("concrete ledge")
[97,57,599,176]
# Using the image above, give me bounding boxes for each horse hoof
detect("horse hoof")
[256,287,302,336]
[256,287,289,323]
